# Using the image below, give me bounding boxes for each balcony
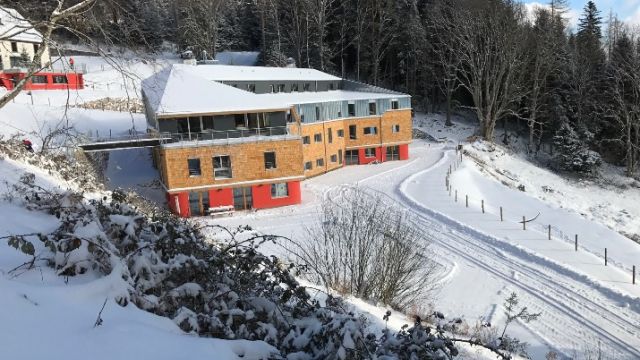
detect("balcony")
[158,126,298,148]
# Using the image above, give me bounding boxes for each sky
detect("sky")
[523,0,640,30]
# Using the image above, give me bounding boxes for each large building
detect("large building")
[142,64,412,217]
[0,6,83,91]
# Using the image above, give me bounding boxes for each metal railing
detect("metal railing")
[158,126,295,145]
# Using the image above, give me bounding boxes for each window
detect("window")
[277,84,286,93]
[303,83,310,91]
[364,126,377,135]
[338,149,343,165]
[247,84,256,92]
[330,154,338,163]
[10,42,17,52]
[328,128,333,144]
[213,155,232,179]
[348,103,356,117]
[235,114,246,128]
[392,125,400,133]
[302,136,311,145]
[316,158,324,167]
[369,102,377,115]
[31,75,47,84]
[52,75,68,84]
[291,83,299,92]
[271,183,289,198]
[264,152,277,169]
[314,133,322,142]
[315,106,321,121]
[349,125,357,139]
[304,161,313,171]
[33,44,39,53]
[365,148,376,158]
[337,129,344,137]
[270,84,275,93]
[188,158,201,176]
[329,83,334,90]
[391,100,399,110]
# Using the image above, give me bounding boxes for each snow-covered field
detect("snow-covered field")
[2,53,640,359]
[210,124,640,359]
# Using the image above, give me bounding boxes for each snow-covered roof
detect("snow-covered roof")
[0,7,43,43]
[215,51,260,66]
[175,64,341,82]
[142,64,408,117]
[141,66,291,117]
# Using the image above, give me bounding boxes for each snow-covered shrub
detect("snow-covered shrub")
[289,187,439,311]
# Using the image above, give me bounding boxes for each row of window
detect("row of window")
[237,82,337,93]
[304,150,344,171]
[301,100,401,122]
[302,125,399,145]
[187,152,277,178]
[8,42,37,53]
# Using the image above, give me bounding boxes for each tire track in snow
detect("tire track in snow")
[358,146,640,358]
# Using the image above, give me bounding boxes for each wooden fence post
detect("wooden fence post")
[481,200,485,214]
[604,248,607,266]
[548,225,551,240]
[575,234,578,251]
[522,216,526,230]
[465,195,468,208]
[455,190,458,202]
[500,207,503,222]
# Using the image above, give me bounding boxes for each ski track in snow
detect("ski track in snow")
[209,141,640,359]
[388,147,640,358]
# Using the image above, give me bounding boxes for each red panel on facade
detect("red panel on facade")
[252,181,301,209]
[167,192,190,218]
[399,144,409,160]
[0,71,84,90]
[210,188,234,207]
[358,147,385,164]
[376,147,386,162]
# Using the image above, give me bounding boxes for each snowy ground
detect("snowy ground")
[3,53,640,358]
[208,138,640,359]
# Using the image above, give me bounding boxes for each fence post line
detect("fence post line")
[500,207,503,222]
[548,225,551,240]
[449,187,452,197]
[575,234,578,251]
[605,248,607,266]
[481,200,485,213]
[465,195,468,208]
[455,190,458,202]
[633,266,636,285]
[522,216,526,230]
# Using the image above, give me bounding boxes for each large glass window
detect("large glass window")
[316,158,324,167]
[391,100,399,110]
[363,126,377,135]
[349,125,357,139]
[364,148,376,158]
[213,155,232,179]
[337,129,344,137]
[314,133,322,142]
[31,75,47,84]
[369,102,377,115]
[348,103,356,117]
[271,183,288,198]
[264,151,277,169]
[52,75,68,84]
[188,158,201,176]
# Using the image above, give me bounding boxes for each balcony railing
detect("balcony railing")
[158,126,295,145]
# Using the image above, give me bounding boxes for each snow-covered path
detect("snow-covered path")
[209,141,640,359]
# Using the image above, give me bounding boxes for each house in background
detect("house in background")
[142,64,412,217]
[0,6,83,91]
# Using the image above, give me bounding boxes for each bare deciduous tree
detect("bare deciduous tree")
[287,186,439,310]
[434,0,528,141]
